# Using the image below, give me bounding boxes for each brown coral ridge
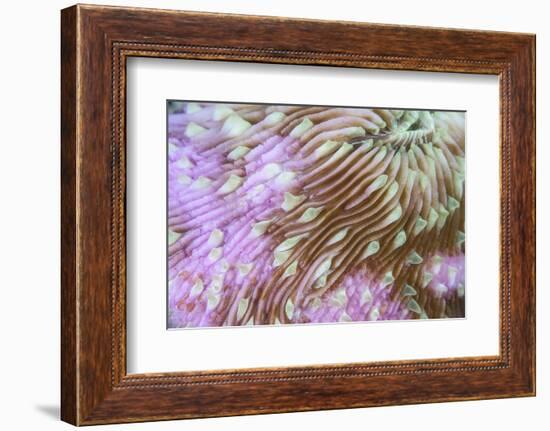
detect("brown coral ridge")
[240,107,466,324]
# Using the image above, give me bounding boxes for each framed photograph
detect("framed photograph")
[61,4,536,425]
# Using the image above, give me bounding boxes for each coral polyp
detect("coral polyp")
[167,102,465,328]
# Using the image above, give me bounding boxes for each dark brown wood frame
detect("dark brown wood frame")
[61,4,536,426]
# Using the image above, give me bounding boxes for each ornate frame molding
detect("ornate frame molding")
[61,5,535,425]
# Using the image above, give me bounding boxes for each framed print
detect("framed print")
[61,4,536,425]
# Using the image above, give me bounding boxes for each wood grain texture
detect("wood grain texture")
[60,4,536,425]
[60,5,78,425]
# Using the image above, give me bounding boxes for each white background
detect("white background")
[0,0,547,430]
[127,59,499,373]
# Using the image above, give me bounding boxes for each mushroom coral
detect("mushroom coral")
[167,102,465,328]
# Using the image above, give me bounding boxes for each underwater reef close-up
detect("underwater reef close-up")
[167,102,465,328]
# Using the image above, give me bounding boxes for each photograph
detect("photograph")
[167,102,466,328]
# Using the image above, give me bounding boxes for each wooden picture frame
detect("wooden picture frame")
[61,4,536,425]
